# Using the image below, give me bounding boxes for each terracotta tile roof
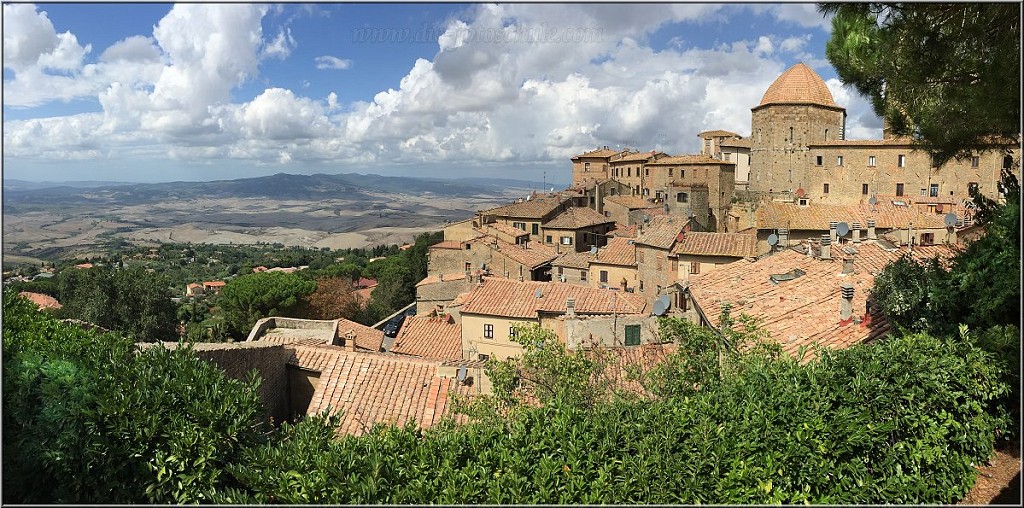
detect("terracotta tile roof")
[459,278,647,319]
[698,129,741,138]
[416,271,481,287]
[585,343,680,398]
[635,215,688,249]
[336,318,385,352]
[353,277,378,289]
[756,201,959,231]
[482,222,528,238]
[592,237,637,266]
[615,151,666,163]
[552,250,594,269]
[469,235,559,269]
[757,62,839,109]
[484,197,564,220]
[672,231,758,258]
[719,138,752,149]
[203,281,226,288]
[688,241,954,361]
[390,315,463,360]
[647,154,732,165]
[542,207,615,229]
[831,240,957,275]
[572,147,622,159]
[259,330,331,347]
[609,223,637,238]
[604,195,653,209]
[287,344,350,371]
[302,348,473,436]
[19,291,62,310]
[429,240,466,250]
[74,263,93,269]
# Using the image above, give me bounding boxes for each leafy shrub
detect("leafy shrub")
[2,289,269,503]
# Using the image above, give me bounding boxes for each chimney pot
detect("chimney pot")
[820,234,831,259]
[840,283,855,320]
[852,222,862,243]
[867,219,877,239]
[842,256,855,275]
[829,221,839,244]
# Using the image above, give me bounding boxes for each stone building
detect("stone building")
[747,62,1016,205]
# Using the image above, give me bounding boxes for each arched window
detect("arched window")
[676,192,689,203]
[789,126,794,143]
[824,128,829,140]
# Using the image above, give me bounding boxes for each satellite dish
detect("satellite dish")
[767,233,779,246]
[652,295,670,316]
[944,212,958,227]
[868,196,877,205]
[534,288,543,298]
[457,365,467,382]
[796,188,806,197]
[836,222,850,237]
[589,245,598,255]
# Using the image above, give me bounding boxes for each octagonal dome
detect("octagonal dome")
[757,62,840,109]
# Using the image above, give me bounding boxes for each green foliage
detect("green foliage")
[821,3,1020,163]
[55,265,177,341]
[2,290,268,503]
[218,271,316,337]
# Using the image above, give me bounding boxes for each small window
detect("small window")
[789,126,794,142]
[971,156,980,168]
[600,270,608,283]
[639,280,644,292]
[509,327,517,338]
[668,168,673,177]
[823,183,830,194]
[645,168,649,176]
[478,353,490,361]
[484,324,494,339]
[642,188,649,196]
[968,182,979,194]
[676,192,688,203]
[896,183,905,196]
[560,236,573,245]
[512,221,526,230]
[898,154,906,167]
[465,261,471,271]
[680,169,685,179]
[558,266,564,276]
[584,162,590,172]
[625,325,641,346]
[627,168,631,177]
[815,155,823,166]
[868,155,876,167]
[824,128,829,140]
[580,270,587,281]
[921,232,935,246]
[920,188,927,196]
[862,183,869,195]
[836,155,844,166]
[532,223,539,235]
[691,262,700,275]
[929,184,939,197]
[545,235,552,244]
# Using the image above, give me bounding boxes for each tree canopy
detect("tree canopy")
[820,3,1020,163]
[218,271,316,337]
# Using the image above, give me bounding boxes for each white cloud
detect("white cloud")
[753,4,833,31]
[825,78,883,140]
[5,3,881,180]
[262,28,296,59]
[314,55,352,70]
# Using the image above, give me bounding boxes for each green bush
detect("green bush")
[2,290,269,503]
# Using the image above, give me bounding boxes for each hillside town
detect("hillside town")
[63,62,1011,437]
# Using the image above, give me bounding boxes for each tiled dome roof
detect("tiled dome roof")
[757,63,840,109]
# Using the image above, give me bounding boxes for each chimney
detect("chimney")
[620,278,628,291]
[344,330,357,352]
[840,283,855,320]
[465,270,472,282]
[820,234,831,259]
[842,256,855,275]
[829,221,839,244]
[566,298,576,317]
[867,219,877,239]
[778,228,789,247]
[852,222,862,243]
[806,241,813,257]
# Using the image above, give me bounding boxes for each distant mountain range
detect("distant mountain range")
[3,172,561,205]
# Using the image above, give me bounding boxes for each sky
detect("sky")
[2,2,884,184]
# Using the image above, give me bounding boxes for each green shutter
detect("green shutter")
[625,325,641,346]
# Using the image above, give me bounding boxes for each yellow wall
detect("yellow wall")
[589,262,638,292]
[461,313,537,361]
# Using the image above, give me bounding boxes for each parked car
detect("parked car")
[383,314,406,338]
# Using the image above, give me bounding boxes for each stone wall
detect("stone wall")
[749,103,847,195]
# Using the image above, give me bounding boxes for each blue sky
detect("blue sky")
[3,2,882,184]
